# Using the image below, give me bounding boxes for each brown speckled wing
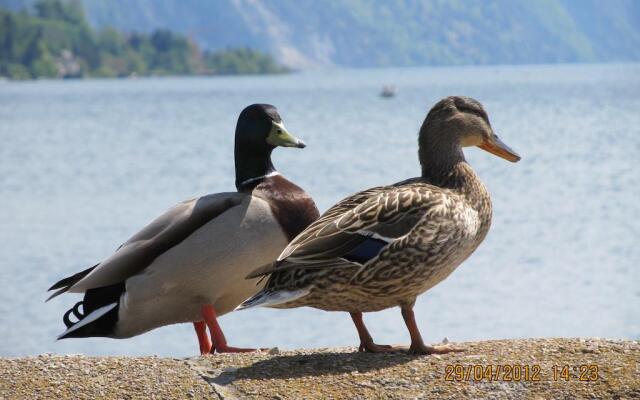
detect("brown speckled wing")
[247,183,445,278]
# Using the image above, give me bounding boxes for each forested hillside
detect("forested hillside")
[2,0,638,68]
[0,0,287,79]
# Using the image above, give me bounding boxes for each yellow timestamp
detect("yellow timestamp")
[444,364,599,382]
[552,364,599,382]
[445,364,542,382]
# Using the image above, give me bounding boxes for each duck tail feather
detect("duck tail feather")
[56,282,125,339]
[235,288,310,311]
[47,264,99,299]
[57,302,118,340]
[45,287,69,302]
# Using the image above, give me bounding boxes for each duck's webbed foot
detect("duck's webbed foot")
[358,341,400,353]
[214,345,259,353]
[201,304,266,355]
[408,343,464,355]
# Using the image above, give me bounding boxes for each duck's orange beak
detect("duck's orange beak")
[478,134,521,162]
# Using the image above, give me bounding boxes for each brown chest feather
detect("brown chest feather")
[253,175,319,241]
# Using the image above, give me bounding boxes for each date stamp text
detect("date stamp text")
[444,364,599,382]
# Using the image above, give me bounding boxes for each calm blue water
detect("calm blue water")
[0,64,638,357]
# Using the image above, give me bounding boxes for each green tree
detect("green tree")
[0,0,287,80]
[34,0,84,25]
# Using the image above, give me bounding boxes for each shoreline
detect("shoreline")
[2,338,638,399]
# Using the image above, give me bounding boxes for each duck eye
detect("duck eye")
[277,129,283,135]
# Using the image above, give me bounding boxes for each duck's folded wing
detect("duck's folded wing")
[60,192,246,293]
[247,185,443,278]
[275,185,388,259]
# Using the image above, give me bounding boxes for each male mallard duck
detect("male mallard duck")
[48,104,319,354]
[238,96,520,354]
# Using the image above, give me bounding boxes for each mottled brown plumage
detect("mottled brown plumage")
[239,96,520,355]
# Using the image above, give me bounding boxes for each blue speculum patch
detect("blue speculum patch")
[343,236,389,264]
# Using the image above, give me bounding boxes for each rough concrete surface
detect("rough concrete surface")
[1,338,638,399]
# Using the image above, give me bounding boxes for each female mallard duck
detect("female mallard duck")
[47,104,319,354]
[238,96,520,354]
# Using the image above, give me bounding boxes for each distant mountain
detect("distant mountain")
[3,0,639,68]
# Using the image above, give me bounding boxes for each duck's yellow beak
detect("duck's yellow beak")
[266,120,306,148]
[478,134,521,162]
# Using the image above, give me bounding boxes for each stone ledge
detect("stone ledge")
[1,338,638,399]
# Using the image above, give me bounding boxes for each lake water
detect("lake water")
[0,63,638,357]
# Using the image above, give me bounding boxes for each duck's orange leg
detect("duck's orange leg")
[350,312,398,353]
[400,305,464,355]
[201,304,256,353]
[193,320,212,355]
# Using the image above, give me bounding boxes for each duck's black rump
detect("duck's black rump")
[58,282,124,339]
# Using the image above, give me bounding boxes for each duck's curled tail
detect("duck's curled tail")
[56,283,124,339]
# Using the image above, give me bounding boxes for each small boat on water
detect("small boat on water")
[380,85,397,98]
